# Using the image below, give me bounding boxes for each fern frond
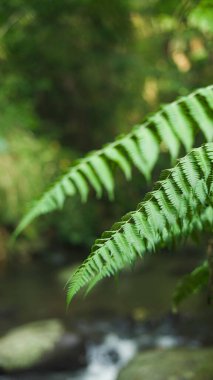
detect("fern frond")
[14,85,213,237]
[67,143,213,303]
[172,261,210,312]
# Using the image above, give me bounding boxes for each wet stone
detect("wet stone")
[0,319,86,374]
[117,348,213,380]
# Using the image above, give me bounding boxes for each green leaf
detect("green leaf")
[89,156,114,200]
[67,144,213,303]
[14,85,213,237]
[172,261,210,312]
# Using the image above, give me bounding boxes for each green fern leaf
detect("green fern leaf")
[61,176,76,196]
[185,96,213,141]
[14,85,213,237]
[104,146,132,180]
[120,137,150,180]
[79,163,103,198]
[163,103,194,151]
[89,156,114,200]
[69,171,89,203]
[172,261,210,312]
[153,113,180,160]
[198,87,213,110]
[134,127,160,173]
[67,143,213,303]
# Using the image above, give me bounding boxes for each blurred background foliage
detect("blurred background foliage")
[0,0,212,262]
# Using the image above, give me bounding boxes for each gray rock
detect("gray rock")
[117,348,213,380]
[0,319,86,374]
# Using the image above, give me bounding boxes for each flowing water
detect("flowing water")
[0,251,213,380]
[0,326,195,380]
[0,333,137,380]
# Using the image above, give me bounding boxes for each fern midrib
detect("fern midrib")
[14,85,213,240]
[82,149,201,267]
[67,85,213,168]
[39,85,212,202]
[68,144,213,300]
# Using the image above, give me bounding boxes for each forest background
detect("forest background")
[0,0,212,265]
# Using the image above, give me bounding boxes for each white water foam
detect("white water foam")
[73,333,137,380]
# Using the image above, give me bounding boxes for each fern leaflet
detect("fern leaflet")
[15,85,213,237]
[172,261,210,311]
[67,143,213,303]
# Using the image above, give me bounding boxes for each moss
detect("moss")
[0,320,64,371]
[118,348,213,380]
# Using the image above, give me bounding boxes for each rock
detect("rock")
[39,332,86,371]
[117,348,213,380]
[0,319,86,374]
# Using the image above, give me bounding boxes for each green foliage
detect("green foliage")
[4,0,212,306]
[172,260,210,312]
[0,128,60,226]
[0,76,39,135]
[0,0,138,149]
[67,143,213,303]
[15,85,213,238]
[1,0,212,155]
[189,0,213,33]
[47,197,102,248]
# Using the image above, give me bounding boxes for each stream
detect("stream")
[0,318,201,380]
[0,250,213,380]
